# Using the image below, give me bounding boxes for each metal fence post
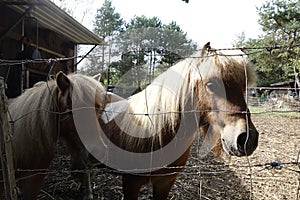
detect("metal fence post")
[0,77,18,200]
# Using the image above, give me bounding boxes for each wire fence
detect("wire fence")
[0,44,299,199]
[1,43,300,65]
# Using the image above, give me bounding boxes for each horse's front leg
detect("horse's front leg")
[151,146,191,200]
[70,148,94,200]
[122,174,149,200]
[81,169,93,200]
[18,173,46,200]
[122,174,177,200]
[152,175,178,200]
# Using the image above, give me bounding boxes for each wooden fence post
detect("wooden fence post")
[0,77,18,200]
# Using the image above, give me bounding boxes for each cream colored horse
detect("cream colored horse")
[1,72,106,200]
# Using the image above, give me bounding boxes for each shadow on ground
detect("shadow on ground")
[40,140,251,200]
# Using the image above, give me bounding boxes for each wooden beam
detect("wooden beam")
[0,26,65,58]
[26,67,48,76]
[0,5,33,42]
[28,42,65,58]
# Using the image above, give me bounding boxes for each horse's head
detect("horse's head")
[55,72,106,158]
[56,71,106,119]
[196,44,259,157]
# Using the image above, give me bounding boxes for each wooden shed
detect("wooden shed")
[0,0,103,98]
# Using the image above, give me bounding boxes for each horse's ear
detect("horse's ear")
[56,71,70,94]
[201,42,212,57]
[92,73,101,82]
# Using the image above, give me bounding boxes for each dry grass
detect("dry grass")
[38,113,300,199]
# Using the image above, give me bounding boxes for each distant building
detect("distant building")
[270,80,299,97]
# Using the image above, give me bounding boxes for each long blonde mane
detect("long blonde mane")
[104,48,256,147]
[8,73,106,168]
[9,80,58,167]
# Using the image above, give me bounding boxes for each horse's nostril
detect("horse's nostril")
[237,132,248,153]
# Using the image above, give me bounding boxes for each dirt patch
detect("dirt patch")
[38,114,300,199]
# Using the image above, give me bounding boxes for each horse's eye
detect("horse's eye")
[206,82,217,92]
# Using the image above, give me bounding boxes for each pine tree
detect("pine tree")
[240,0,300,87]
[84,0,124,85]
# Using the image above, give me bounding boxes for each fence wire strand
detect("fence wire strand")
[0,44,299,199]
[0,43,299,67]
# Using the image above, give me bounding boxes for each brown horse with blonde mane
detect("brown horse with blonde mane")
[0,42,259,200]
[0,72,106,199]
[90,43,259,199]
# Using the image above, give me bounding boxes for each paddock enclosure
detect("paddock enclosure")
[1,1,300,200]
[33,111,299,200]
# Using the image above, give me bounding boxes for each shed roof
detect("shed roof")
[1,0,103,45]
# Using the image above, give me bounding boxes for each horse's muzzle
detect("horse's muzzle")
[223,128,259,157]
[236,129,259,156]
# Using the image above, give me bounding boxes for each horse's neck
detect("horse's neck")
[10,86,59,166]
[101,95,199,153]
[100,62,200,151]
